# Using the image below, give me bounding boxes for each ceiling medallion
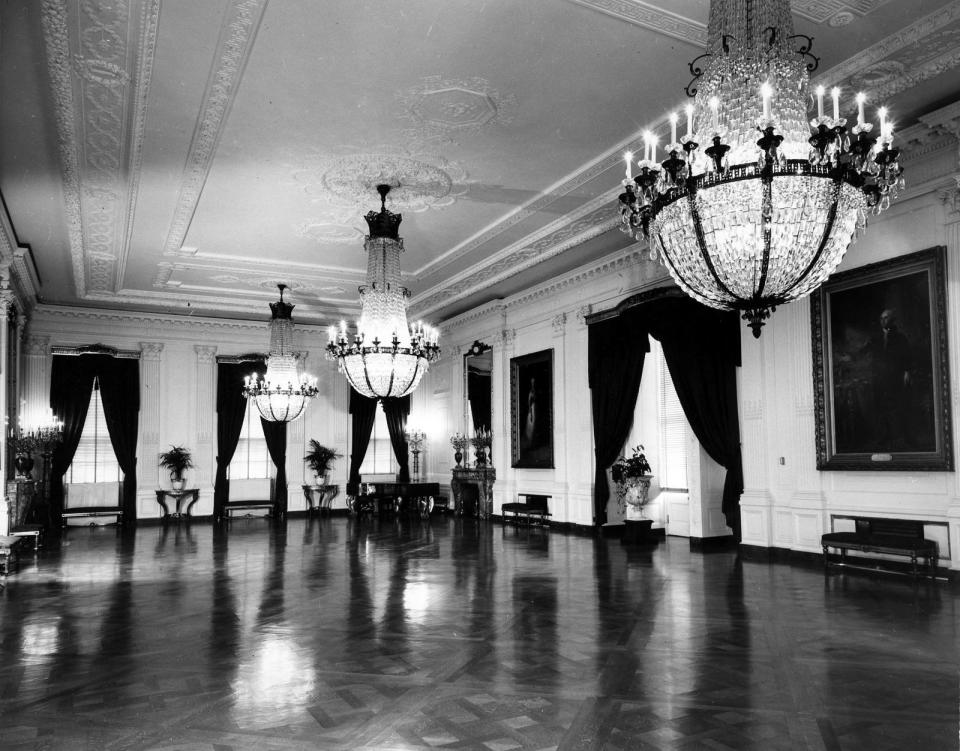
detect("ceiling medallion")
[616,0,903,337]
[326,185,440,399]
[398,75,516,141]
[292,147,469,214]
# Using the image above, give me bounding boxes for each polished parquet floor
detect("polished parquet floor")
[0,516,956,750]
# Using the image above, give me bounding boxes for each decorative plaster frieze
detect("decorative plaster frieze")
[813,1,960,93]
[31,303,276,333]
[139,341,164,360]
[438,299,507,332]
[565,0,706,46]
[194,344,218,363]
[160,0,269,258]
[24,336,50,357]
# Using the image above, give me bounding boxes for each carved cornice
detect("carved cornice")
[194,344,218,363]
[565,0,706,46]
[437,299,507,332]
[51,343,141,359]
[139,341,164,360]
[160,0,269,258]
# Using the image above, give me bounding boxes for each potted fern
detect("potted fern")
[304,440,341,485]
[159,445,194,492]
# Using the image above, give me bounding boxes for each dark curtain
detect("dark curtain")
[49,355,98,524]
[348,389,378,485]
[588,316,648,525]
[645,299,743,537]
[97,357,141,526]
[214,361,264,521]
[467,372,491,431]
[260,418,287,517]
[382,395,411,482]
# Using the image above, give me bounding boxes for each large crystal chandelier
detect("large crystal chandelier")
[326,184,440,398]
[617,0,903,337]
[243,284,319,422]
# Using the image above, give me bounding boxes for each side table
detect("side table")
[302,484,340,514]
[155,488,201,521]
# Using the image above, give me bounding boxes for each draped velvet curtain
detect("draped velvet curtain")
[348,389,378,485]
[49,356,97,523]
[98,358,141,525]
[588,317,648,526]
[260,418,287,517]
[645,299,743,537]
[214,360,264,521]
[382,395,411,482]
[588,289,744,536]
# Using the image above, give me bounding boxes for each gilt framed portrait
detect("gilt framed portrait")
[811,246,952,471]
[510,349,554,468]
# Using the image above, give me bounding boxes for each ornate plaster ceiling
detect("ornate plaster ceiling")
[1,0,959,325]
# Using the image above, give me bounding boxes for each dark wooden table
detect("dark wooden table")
[155,488,200,521]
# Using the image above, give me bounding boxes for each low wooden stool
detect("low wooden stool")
[0,535,23,575]
[11,524,43,551]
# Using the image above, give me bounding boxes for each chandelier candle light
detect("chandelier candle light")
[243,284,319,422]
[617,0,903,337]
[326,184,440,398]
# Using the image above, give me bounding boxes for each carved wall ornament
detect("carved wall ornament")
[291,147,470,214]
[551,313,568,334]
[194,344,218,363]
[939,175,960,214]
[397,75,516,143]
[24,336,51,357]
[576,304,593,324]
[139,341,164,360]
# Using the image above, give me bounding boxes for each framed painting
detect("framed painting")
[812,246,952,471]
[511,349,554,468]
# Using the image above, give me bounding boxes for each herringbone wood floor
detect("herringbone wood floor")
[0,517,956,750]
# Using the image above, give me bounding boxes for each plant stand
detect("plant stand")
[622,518,656,544]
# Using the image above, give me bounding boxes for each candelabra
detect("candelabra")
[406,430,426,480]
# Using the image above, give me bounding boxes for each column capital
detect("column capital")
[140,342,164,361]
[24,335,49,357]
[194,344,217,363]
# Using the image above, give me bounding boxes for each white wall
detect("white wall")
[24,308,351,520]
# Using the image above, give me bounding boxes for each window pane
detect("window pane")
[229,401,271,480]
[658,349,688,491]
[359,405,395,476]
[68,378,121,484]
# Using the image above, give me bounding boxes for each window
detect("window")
[657,344,688,491]
[359,403,396,475]
[228,401,271,480]
[68,378,121,484]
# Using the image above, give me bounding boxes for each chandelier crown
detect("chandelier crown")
[616,0,903,337]
[269,283,295,321]
[364,183,402,240]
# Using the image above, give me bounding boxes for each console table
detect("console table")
[302,484,341,514]
[451,466,496,519]
[155,488,200,521]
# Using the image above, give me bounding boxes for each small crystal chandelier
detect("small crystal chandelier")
[326,184,440,399]
[617,0,903,337]
[243,284,319,422]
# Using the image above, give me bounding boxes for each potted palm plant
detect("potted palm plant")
[304,440,341,485]
[159,445,194,492]
[611,444,653,518]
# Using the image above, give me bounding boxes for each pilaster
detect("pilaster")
[194,345,216,489]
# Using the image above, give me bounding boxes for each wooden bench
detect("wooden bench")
[501,494,551,526]
[821,517,938,579]
[225,500,275,518]
[62,482,123,526]
[0,535,24,575]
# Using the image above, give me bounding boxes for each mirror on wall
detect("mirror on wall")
[464,340,492,434]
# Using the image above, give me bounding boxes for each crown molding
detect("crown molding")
[160,0,269,259]
[564,0,706,46]
[437,299,507,332]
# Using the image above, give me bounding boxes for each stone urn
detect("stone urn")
[620,475,652,519]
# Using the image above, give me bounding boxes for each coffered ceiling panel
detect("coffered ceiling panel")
[1,0,959,324]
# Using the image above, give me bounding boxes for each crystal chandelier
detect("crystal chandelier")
[617,0,903,337]
[243,284,319,422]
[326,184,440,398]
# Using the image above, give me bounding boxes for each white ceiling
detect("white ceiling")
[2,0,959,326]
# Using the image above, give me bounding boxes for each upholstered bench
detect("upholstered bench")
[822,517,938,579]
[502,494,551,526]
[225,500,275,518]
[0,535,24,575]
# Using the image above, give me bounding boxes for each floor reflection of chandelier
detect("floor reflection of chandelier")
[617,0,903,337]
[326,185,440,398]
[243,285,319,422]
